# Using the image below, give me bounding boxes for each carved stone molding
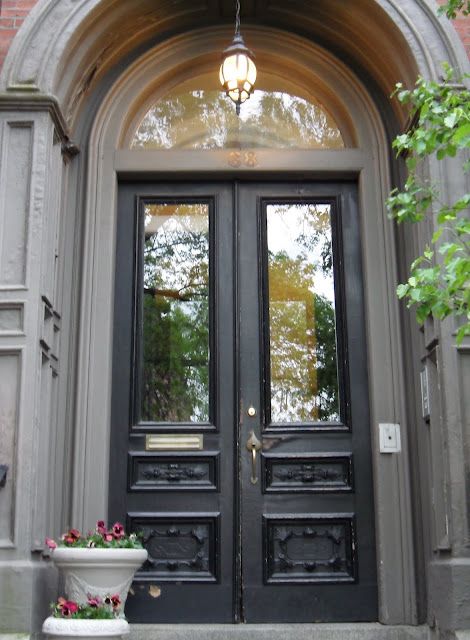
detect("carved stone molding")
[0,91,77,152]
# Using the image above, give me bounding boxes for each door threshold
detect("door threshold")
[130,623,429,640]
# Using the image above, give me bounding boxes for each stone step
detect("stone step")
[130,623,429,640]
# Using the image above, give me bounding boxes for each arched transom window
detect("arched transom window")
[129,73,346,150]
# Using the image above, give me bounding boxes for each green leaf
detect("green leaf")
[444,112,457,128]
[396,284,409,299]
[389,63,470,342]
[456,323,470,345]
[452,123,470,146]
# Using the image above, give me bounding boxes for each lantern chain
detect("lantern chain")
[235,0,241,35]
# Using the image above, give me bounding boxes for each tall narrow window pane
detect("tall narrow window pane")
[140,203,210,422]
[266,203,340,423]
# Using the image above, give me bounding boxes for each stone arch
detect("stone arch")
[1,0,469,633]
[1,0,469,129]
[50,5,422,626]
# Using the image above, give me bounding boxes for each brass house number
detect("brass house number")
[228,151,258,168]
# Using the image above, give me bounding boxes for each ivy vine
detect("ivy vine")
[387,1,470,344]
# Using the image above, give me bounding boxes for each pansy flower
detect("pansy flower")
[58,599,79,617]
[47,519,142,548]
[110,594,121,610]
[87,596,102,608]
[112,523,125,539]
[96,520,107,535]
[45,537,57,550]
[63,528,81,545]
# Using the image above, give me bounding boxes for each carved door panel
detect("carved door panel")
[110,181,377,623]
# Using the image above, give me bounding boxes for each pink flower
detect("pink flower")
[105,594,122,610]
[87,596,102,608]
[104,533,113,543]
[63,529,81,545]
[110,594,121,610]
[45,537,57,550]
[58,599,79,617]
[112,522,124,539]
[96,520,107,535]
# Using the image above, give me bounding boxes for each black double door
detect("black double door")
[110,181,377,623]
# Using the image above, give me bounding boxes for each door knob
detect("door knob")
[246,431,261,484]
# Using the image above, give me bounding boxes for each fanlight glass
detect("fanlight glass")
[130,78,345,150]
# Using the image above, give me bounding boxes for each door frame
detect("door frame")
[71,32,417,625]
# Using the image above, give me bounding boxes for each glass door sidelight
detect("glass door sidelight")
[109,181,377,623]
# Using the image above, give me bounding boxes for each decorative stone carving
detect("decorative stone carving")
[51,548,148,614]
[42,616,129,639]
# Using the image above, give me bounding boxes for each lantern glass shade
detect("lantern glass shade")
[219,35,257,110]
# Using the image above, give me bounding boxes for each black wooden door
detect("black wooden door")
[110,181,377,624]
[237,183,377,622]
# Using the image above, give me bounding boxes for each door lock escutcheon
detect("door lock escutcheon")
[246,430,261,484]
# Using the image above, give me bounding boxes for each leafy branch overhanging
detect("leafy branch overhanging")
[387,0,470,344]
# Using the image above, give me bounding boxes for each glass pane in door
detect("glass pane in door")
[140,202,210,422]
[266,203,340,423]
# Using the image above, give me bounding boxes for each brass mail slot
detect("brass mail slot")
[145,434,204,451]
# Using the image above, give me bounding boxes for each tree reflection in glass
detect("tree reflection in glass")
[131,90,343,150]
[140,203,210,423]
[266,204,340,423]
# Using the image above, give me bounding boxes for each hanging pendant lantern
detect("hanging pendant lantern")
[219,0,257,115]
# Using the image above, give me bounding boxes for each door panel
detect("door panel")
[238,183,376,622]
[110,180,377,624]
[110,183,236,622]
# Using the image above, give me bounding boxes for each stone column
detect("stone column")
[0,92,76,635]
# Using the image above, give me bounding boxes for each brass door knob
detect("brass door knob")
[246,430,261,484]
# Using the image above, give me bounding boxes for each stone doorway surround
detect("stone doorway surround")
[0,1,469,638]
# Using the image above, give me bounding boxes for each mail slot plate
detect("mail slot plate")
[145,434,204,451]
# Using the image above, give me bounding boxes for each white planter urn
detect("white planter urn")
[51,548,148,613]
[42,616,129,640]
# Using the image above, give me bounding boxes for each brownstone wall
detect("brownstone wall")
[0,1,469,74]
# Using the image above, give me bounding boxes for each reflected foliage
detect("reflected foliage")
[141,204,210,422]
[132,90,343,150]
[267,205,339,423]
[139,200,340,425]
